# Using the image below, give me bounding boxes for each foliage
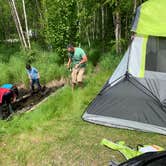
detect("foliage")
[99,52,122,71]
[39,0,78,57]
[0,0,148,56]
[0,44,68,86]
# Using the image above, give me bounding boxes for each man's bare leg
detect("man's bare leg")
[72,83,76,91]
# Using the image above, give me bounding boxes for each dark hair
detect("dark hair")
[67,44,74,49]
[26,64,31,70]
[11,86,19,97]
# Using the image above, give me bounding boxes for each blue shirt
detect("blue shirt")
[1,84,13,89]
[27,67,39,80]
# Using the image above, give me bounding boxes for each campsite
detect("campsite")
[0,0,166,165]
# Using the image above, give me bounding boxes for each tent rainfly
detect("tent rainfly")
[82,0,166,135]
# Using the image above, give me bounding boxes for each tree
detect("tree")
[9,0,28,49]
[0,0,148,56]
[22,0,31,49]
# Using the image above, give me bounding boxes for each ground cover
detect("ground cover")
[0,69,165,166]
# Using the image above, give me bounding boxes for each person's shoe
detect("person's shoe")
[78,82,83,88]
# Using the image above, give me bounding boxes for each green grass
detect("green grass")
[0,47,68,86]
[0,62,166,165]
[0,46,165,165]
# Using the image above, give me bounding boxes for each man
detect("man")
[26,64,41,93]
[66,44,88,90]
[0,85,18,118]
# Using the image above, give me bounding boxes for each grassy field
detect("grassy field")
[0,59,166,165]
[0,44,68,86]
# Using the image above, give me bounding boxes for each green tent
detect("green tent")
[83,0,166,135]
[132,0,166,36]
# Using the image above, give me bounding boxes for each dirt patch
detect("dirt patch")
[1,78,66,119]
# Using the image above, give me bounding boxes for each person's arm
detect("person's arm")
[11,91,17,103]
[12,94,17,102]
[79,55,88,65]
[75,55,88,68]
[37,72,40,79]
[66,57,71,69]
[28,73,31,80]
[27,73,32,83]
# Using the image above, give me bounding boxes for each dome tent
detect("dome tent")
[82,0,166,135]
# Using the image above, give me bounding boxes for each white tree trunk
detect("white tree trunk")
[77,1,81,46]
[8,0,24,47]
[92,12,95,41]
[133,0,137,14]
[10,0,28,49]
[101,6,105,52]
[114,11,121,54]
[114,0,121,54]
[22,0,31,49]
[86,27,91,48]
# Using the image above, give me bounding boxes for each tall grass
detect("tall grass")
[0,45,68,86]
[0,44,121,87]
[0,50,119,135]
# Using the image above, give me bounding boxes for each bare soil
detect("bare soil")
[1,78,66,119]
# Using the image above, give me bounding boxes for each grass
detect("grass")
[0,59,166,165]
[0,44,68,86]
[0,47,165,165]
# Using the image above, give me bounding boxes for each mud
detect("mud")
[1,78,66,120]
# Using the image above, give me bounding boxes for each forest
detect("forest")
[1,0,148,53]
[0,0,148,85]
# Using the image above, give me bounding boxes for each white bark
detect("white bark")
[115,11,121,54]
[133,0,137,14]
[114,0,121,54]
[92,12,95,41]
[86,27,91,48]
[22,0,31,49]
[9,0,28,49]
[8,0,24,47]
[101,6,105,52]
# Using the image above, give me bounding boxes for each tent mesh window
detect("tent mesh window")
[145,36,166,72]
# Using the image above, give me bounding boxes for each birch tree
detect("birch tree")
[8,0,28,49]
[22,0,31,49]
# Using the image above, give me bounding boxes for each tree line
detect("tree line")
[0,0,147,55]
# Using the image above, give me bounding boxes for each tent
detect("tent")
[109,151,166,166]
[82,0,166,135]
[113,151,166,166]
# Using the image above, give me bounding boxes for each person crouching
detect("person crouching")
[0,85,18,119]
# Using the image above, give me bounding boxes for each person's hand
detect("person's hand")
[75,64,80,69]
[12,98,16,103]
[66,64,70,69]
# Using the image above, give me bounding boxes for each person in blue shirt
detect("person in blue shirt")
[26,64,41,93]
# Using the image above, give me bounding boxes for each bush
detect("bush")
[0,47,68,86]
[99,52,122,72]
[87,48,101,66]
